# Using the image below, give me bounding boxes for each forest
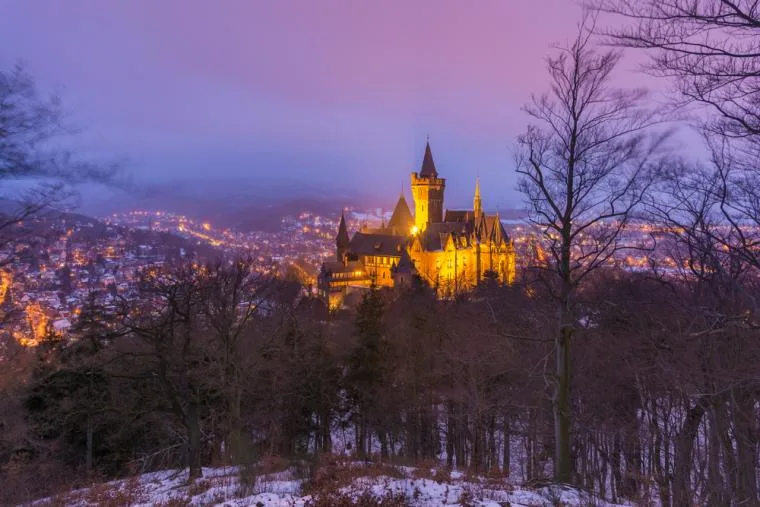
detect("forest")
[2,1,760,505]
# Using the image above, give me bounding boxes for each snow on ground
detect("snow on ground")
[33,464,634,506]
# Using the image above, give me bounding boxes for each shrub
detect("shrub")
[305,488,409,507]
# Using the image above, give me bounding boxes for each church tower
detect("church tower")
[411,141,446,231]
[473,177,482,220]
[336,211,350,261]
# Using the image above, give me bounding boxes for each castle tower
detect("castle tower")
[411,141,446,231]
[336,211,350,261]
[387,193,414,235]
[473,177,482,220]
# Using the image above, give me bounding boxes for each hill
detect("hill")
[33,462,633,506]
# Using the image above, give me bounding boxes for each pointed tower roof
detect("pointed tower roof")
[474,177,483,219]
[419,141,438,178]
[336,211,350,249]
[387,194,415,233]
[392,249,416,274]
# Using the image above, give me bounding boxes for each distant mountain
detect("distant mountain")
[71,177,526,233]
[219,197,362,233]
[495,208,529,220]
[77,177,381,230]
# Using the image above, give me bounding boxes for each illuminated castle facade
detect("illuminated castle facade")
[318,142,515,309]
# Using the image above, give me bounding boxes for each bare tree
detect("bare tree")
[592,0,760,144]
[645,157,760,505]
[591,0,760,267]
[198,258,273,464]
[117,264,206,480]
[0,64,118,261]
[515,15,667,483]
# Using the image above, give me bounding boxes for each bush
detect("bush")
[302,454,406,497]
[305,488,409,507]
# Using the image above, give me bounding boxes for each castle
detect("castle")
[318,142,515,309]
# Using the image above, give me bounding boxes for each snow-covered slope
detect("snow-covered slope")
[33,465,635,506]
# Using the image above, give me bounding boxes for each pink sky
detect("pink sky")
[0,1,666,209]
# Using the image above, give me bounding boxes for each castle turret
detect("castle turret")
[391,248,417,287]
[411,141,446,231]
[387,193,415,235]
[336,211,349,261]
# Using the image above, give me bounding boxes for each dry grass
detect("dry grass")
[83,476,146,506]
[408,461,453,484]
[257,454,291,474]
[234,454,295,497]
[2,461,78,506]
[30,455,519,507]
[302,454,407,496]
[304,488,409,507]
[300,454,412,506]
[457,484,476,507]
[38,475,147,507]
[432,467,452,483]
[186,478,213,497]
[408,459,440,481]
[155,495,192,507]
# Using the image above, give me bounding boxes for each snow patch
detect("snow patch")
[34,465,635,506]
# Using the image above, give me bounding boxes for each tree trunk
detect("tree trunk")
[379,429,389,459]
[733,388,758,505]
[472,414,482,473]
[456,409,467,468]
[622,414,641,500]
[611,433,622,503]
[707,405,727,506]
[321,408,332,453]
[554,322,572,483]
[527,408,537,481]
[502,414,510,476]
[650,399,670,507]
[673,401,704,507]
[187,402,203,481]
[446,401,455,467]
[228,386,243,464]
[86,413,93,477]
[489,414,497,472]
[420,403,433,459]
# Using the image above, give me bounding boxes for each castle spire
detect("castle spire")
[474,177,482,220]
[388,193,414,234]
[336,211,350,261]
[419,140,438,178]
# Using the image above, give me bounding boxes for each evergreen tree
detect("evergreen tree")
[346,286,392,457]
